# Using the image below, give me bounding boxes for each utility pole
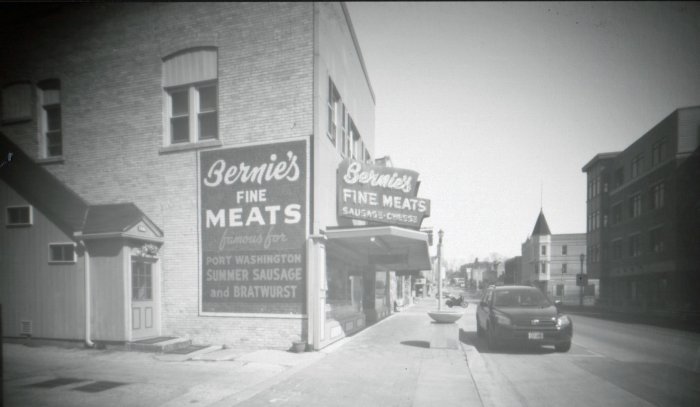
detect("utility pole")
[579,253,585,307]
[437,229,444,311]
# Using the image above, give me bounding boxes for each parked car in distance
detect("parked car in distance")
[476,285,573,352]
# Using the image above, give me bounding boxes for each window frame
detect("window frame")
[611,238,623,260]
[6,205,33,227]
[37,79,62,158]
[614,167,624,189]
[327,78,340,145]
[649,226,665,253]
[629,234,641,258]
[48,242,76,264]
[132,260,153,301]
[650,182,665,210]
[629,192,642,219]
[651,139,666,167]
[164,79,218,145]
[631,153,644,179]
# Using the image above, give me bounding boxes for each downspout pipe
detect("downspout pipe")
[82,240,94,348]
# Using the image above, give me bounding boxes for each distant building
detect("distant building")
[504,256,522,285]
[582,106,700,315]
[521,210,593,304]
[461,258,499,289]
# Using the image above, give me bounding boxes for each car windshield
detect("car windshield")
[493,289,550,307]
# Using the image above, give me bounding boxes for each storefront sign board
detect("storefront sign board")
[199,139,307,315]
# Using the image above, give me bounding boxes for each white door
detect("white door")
[131,258,158,339]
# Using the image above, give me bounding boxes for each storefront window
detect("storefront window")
[375,271,388,310]
[326,261,363,319]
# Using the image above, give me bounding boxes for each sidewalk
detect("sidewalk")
[2,299,481,406]
[213,299,482,406]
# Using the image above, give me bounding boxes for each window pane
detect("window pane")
[51,245,63,261]
[171,90,189,116]
[7,207,30,224]
[198,111,217,140]
[45,105,61,130]
[171,117,189,143]
[132,262,152,301]
[50,244,73,262]
[62,245,74,261]
[42,88,60,105]
[199,85,217,112]
[47,131,62,157]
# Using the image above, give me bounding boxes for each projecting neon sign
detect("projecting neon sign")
[337,159,431,228]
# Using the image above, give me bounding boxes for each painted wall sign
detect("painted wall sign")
[199,140,307,314]
[337,159,431,228]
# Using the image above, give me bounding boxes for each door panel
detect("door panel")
[131,259,158,339]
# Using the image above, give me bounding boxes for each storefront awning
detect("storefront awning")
[325,226,431,272]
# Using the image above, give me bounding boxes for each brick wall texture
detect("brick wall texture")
[1,2,314,348]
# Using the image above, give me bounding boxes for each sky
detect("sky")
[345,2,700,267]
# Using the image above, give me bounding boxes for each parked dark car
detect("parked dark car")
[476,285,572,352]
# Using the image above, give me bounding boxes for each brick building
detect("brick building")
[582,106,700,315]
[0,3,431,350]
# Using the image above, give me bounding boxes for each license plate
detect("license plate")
[528,332,544,340]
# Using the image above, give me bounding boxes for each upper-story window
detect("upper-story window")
[629,234,641,257]
[541,245,547,255]
[6,205,33,227]
[163,48,218,145]
[562,245,567,255]
[49,242,76,263]
[38,79,62,157]
[650,182,665,210]
[339,104,350,157]
[631,153,643,179]
[614,167,624,188]
[349,117,362,160]
[649,226,664,253]
[629,193,642,218]
[651,139,667,167]
[612,202,622,224]
[611,239,623,260]
[327,78,340,145]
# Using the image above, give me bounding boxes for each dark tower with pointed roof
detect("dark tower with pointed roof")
[531,209,552,236]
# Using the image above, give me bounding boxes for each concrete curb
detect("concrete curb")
[459,336,486,407]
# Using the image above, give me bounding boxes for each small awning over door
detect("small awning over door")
[325,226,431,272]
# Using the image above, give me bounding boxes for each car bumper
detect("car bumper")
[493,324,572,346]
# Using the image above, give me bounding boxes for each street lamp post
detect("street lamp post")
[579,253,585,307]
[437,229,444,311]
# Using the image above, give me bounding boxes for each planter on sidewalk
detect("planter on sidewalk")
[292,341,306,353]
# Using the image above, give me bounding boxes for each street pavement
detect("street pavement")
[2,298,481,407]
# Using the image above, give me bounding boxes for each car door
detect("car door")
[477,288,493,330]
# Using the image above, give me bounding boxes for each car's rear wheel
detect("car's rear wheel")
[555,341,571,352]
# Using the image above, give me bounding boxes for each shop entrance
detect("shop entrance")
[131,257,158,339]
